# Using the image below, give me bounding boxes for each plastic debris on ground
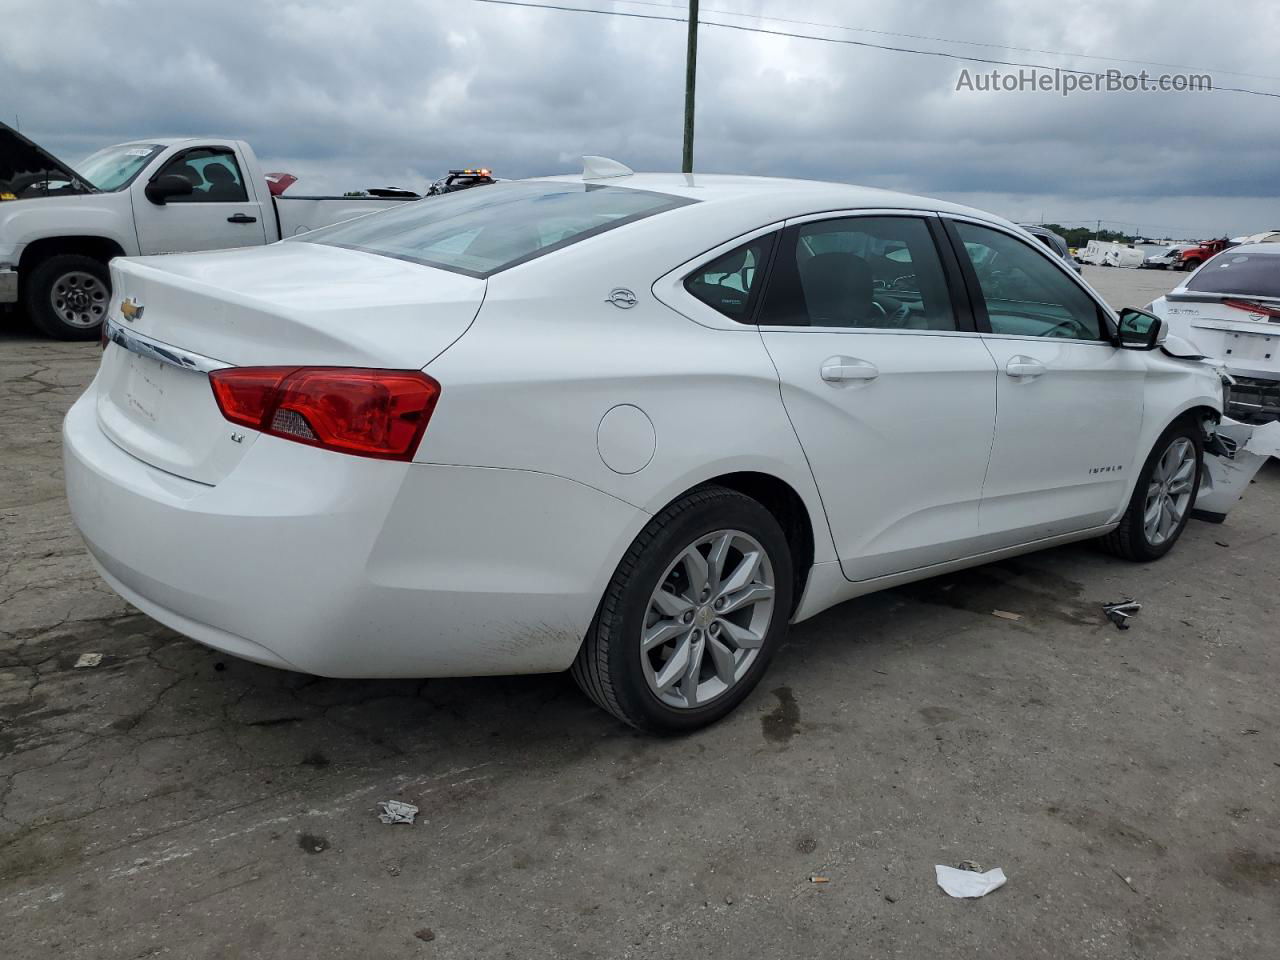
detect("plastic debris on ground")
[73,653,103,668]
[935,864,1007,898]
[1102,599,1141,631]
[991,610,1023,622]
[377,800,419,825]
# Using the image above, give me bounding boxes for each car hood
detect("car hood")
[0,121,95,201]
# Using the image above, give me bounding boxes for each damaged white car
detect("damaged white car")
[63,163,1257,732]
[1148,243,1280,424]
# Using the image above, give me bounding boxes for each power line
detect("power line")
[608,0,1280,84]
[470,0,1280,100]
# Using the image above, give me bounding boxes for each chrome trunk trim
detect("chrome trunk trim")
[104,317,231,373]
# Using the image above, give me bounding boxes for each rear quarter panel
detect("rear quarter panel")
[416,214,837,572]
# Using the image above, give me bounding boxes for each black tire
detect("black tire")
[571,485,794,734]
[1099,419,1203,562]
[24,254,111,340]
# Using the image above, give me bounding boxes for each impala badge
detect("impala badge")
[606,288,638,309]
[120,298,144,322]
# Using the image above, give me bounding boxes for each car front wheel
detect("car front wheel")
[1100,420,1203,561]
[572,485,793,733]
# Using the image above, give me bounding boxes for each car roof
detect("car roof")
[114,137,241,149]
[1220,242,1280,256]
[532,171,1015,229]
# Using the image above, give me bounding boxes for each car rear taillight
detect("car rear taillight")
[208,366,440,461]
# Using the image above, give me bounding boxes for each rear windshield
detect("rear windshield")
[299,181,694,277]
[1187,251,1280,298]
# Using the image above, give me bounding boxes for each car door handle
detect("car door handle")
[820,356,880,383]
[227,213,257,224]
[1005,355,1046,379]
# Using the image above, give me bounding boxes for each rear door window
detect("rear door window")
[759,216,958,330]
[300,181,694,278]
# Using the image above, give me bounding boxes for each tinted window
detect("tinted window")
[1187,252,1280,298]
[301,181,694,278]
[156,148,248,203]
[956,222,1104,340]
[684,235,774,320]
[759,216,956,330]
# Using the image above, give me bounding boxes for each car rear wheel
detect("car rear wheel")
[571,485,793,734]
[24,254,111,340]
[1099,420,1202,561]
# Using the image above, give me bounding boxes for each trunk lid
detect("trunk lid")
[1160,291,1280,380]
[97,242,485,484]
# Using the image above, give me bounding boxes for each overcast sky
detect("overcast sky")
[3,0,1278,237]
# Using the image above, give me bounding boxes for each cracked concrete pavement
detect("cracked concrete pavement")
[2,265,1279,959]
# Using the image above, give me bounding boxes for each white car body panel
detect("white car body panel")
[63,172,1230,680]
[761,326,996,580]
[977,337,1146,537]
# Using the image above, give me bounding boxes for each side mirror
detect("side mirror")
[1117,307,1167,350]
[144,174,194,205]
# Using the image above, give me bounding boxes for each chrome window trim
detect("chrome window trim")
[104,317,231,373]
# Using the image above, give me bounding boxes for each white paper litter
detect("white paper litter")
[74,653,103,668]
[935,864,1007,898]
[1244,421,1280,460]
[377,800,419,825]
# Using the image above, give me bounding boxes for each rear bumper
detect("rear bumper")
[64,390,646,678]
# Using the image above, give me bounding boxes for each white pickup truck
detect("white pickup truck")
[1,123,416,338]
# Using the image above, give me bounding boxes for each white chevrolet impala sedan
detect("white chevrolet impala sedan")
[65,162,1227,732]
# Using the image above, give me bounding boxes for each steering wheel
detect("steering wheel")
[870,295,912,327]
[1040,319,1085,339]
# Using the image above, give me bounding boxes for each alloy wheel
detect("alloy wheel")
[640,529,775,709]
[1143,437,1196,546]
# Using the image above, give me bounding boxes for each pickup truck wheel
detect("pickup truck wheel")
[1099,420,1202,562]
[24,255,111,340]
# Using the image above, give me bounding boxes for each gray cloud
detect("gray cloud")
[2,0,1278,236]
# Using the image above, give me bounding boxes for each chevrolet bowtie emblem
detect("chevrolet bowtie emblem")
[120,298,144,322]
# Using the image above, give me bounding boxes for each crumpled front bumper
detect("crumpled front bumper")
[1194,418,1278,520]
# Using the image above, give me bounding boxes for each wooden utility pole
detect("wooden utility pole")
[682,0,699,173]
